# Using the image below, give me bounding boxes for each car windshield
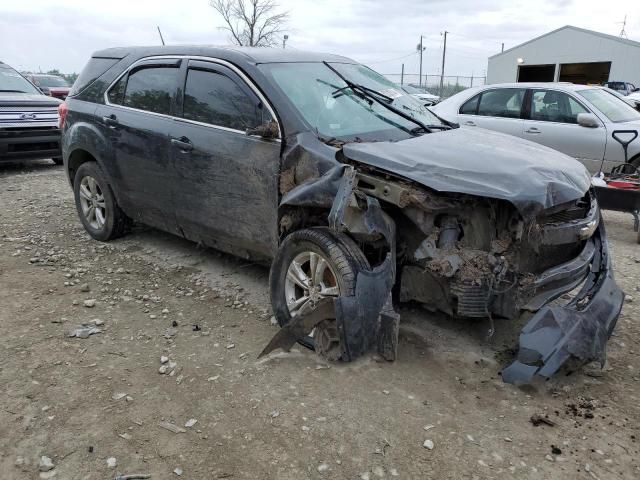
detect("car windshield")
[35,75,69,87]
[579,88,640,123]
[260,62,445,142]
[0,66,40,94]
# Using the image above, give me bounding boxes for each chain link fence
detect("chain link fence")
[383,74,486,99]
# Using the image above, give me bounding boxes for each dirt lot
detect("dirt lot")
[1,161,639,480]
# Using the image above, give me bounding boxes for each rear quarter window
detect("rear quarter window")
[69,57,120,97]
[460,94,479,114]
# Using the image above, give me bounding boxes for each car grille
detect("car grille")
[540,191,591,224]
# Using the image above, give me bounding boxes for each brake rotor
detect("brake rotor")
[313,319,342,361]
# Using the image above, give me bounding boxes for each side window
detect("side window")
[183,68,268,130]
[530,90,588,124]
[477,89,525,118]
[107,75,126,105]
[122,67,178,115]
[459,94,479,115]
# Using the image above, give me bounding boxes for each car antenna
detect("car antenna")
[157,26,166,46]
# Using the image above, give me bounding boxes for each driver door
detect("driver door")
[169,59,281,259]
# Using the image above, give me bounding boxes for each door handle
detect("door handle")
[171,136,194,152]
[464,121,476,126]
[102,115,118,128]
[525,127,541,134]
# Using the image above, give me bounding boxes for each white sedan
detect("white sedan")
[431,83,640,173]
[399,84,440,106]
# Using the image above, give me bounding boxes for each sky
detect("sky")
[1,0,639,79]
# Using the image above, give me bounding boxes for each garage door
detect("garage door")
[559,62,611,84]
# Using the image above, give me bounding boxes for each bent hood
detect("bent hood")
[342,127,591,216]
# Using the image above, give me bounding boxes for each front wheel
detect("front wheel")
[73,162,129,241]
[269,227,369,357]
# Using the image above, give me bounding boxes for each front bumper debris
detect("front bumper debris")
[501,223,624,384]
[260,166,401,361]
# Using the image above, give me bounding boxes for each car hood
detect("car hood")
[0,92,62,107]
[342,127,591,217]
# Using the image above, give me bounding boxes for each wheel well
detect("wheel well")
[67,149,96,183]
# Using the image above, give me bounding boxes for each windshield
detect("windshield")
[260,62,444,142]
[34,75,69,87]
[579,88,640,123]
[0,66,40,94]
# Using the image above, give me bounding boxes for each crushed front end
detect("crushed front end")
[380,176,624,383]
[263,130,623,383]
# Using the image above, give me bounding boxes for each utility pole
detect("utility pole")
[283,34,289,48]
[157,26,165,46]
[439,31,448,96]
[401,63,405,86]
[417,36,425,88]
[501,42,504,53]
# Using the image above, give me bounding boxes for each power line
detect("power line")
[366,51,417,64]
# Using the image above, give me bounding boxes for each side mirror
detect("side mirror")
[246,120,280,139]
[577,113,599,128]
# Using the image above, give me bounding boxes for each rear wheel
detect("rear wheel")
[270,227,369,357]
[73,162,129,241]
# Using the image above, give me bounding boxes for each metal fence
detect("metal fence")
[383,74,486,99]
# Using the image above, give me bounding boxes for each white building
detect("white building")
[487,25,640,85]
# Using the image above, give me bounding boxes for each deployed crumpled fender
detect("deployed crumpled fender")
[501,223,624,383]
[260,166,400,361]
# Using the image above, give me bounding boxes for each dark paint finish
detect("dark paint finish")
[61,46,624,383]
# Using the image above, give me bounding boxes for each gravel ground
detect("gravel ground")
[1,160,639,480]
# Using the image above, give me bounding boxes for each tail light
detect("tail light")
[58,102,68,129]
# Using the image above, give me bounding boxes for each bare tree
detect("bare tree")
[210,0,288,47]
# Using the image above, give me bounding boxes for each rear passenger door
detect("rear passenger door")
[170,59,281,258]
[522,89,605,171]
[100,58,181,233]
[458,88,525,137]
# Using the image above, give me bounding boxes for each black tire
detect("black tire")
[269,227,369,351]
[52,157,63,165]
[73,162,129,241]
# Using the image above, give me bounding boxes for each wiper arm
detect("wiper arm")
[0,90,27,93]
[421,124,453,131]
[332,83,393,103]
[323,61,432,134]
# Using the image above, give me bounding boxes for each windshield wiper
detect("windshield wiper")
[323,61,432,134]
[420,124,453,131]
[0,90,27,93]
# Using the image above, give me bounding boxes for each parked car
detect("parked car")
[603,87,640,111]
[26,73,71,99]
[0,61,62,164]
[604,81,637,96]
[61,47,622,383]
[432,82,640,173]
[626,90,640,111]
[398,84,440,105]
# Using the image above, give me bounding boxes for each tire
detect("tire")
[269,227,369,352]
[52,157,63,165]
[73,162,129,241]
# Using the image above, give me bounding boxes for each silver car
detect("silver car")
[432,83,640,173]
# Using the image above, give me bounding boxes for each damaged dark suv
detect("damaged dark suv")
[61,47,623,383]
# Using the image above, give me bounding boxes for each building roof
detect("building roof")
[92,45,354,64]
[489,25,640,59]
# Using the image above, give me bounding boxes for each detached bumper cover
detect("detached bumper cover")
[502,223,623,384]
